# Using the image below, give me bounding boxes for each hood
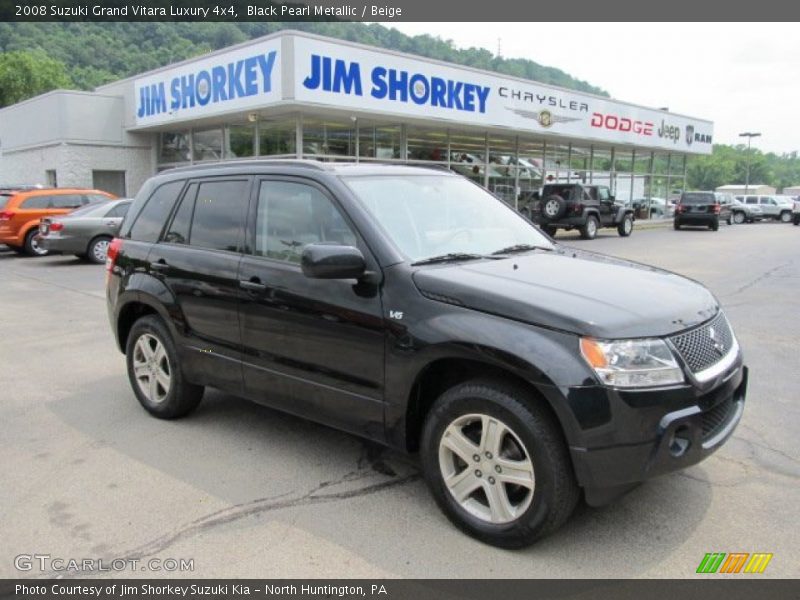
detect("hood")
[412,249,718,338]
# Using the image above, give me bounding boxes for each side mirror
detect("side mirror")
[301,244,366,280]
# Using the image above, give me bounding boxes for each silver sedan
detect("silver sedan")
[38,199,132,263]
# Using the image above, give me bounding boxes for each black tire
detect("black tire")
[420,379,579,548]
[86,236,112,264]
[780,211,792,223]
[733,211,746,225]
[23,229,49,257]
[617,214,633,237]
[543,225,557,238]
[579,215,599,240]
[125,315,204,419]
[793,214,800,225]
[710,219,719,231]
[673,220,681,230]
[542,195,566,220]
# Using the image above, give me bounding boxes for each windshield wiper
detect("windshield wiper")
[490,243,553,256]
[411,253,493,266]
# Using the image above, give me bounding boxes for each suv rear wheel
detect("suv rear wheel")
[421,379,579,548]
[580,215,599,240]
[24,229,48,257]
[733,211,746,224]
[126,315,204,419]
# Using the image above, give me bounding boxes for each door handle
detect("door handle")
[239,279,266,292]
[150,261,169,271]
[105,221,117,227]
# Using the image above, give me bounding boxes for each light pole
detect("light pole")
[739,132,761,196]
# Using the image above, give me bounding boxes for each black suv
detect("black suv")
[106,161,746,548]
[530,183,634,240]
[674,191,733,230]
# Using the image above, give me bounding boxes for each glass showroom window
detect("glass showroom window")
[158,132,191,164]
[303,118,356,159]
[487,135,518,206]
[407,126,449,163]
[226,124,256,159]
[358,123,401,160]
[258,118,297,157]
[450,131,487,185]
[517,138,546,193]
[193,128,224,162]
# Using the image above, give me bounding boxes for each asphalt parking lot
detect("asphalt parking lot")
[1,221,798,579]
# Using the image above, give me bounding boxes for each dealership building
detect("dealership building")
[0,30,714,205]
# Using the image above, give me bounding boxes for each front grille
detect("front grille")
[670,312,734,374]
[701,397,735,441]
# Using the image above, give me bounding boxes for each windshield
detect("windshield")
[343,174,553,263]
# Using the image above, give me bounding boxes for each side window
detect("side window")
[254,181,357,264]
[746,196,758,205]
[128,181,185,243]
[106,202,131,219]
[163,184,198,245]
[188,180,247,252]
[51,194,83,209]
[21,196,51,209]
[583,189,593,202]
[597,187,609,201]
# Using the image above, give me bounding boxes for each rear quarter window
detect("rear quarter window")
[20,196,51,209]
[128,181,185,243]
[0,195,11,210]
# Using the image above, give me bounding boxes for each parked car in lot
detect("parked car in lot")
[674,191,732,230]
[0,188,115,255]
[631,197,674,218]
[734,194,794,223]
[727,197,763,223]
[38,198,132,263]
[529,183,634,239]
[107,161,746,548]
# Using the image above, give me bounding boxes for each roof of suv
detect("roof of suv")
[158,160,455,180]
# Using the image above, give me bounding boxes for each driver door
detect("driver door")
[237,177,386,438]
[596,187,614,224]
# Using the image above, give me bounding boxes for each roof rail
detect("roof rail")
[166,158,330,174]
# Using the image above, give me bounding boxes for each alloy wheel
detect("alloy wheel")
[92,239,110,262]
[132,333,172,404]
[438,413,535,524]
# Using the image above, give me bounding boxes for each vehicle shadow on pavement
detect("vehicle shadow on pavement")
[45,375,713,577]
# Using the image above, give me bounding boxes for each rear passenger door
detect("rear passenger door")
[146,177,252,393]
[237,177,385,438]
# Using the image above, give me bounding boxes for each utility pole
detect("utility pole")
[738,132,761,196]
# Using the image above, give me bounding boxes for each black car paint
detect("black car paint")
[107,161,746,505]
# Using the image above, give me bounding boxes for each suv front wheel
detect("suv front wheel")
[126,315,204,419]
[421,379,579,548]
[617,214,633,237]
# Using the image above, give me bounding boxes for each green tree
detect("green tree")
[0,49,72,107]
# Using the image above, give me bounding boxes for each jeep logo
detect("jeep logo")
[658,119,681,143]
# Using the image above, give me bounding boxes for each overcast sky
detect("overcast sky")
[388,23,799,155]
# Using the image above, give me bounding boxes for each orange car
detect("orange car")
[0,188,116,256]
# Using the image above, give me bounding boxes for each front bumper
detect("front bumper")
[566,361,747,506]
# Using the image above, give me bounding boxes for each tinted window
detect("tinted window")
[21,196,51,209]
[680,193,715,204]
[188,180,247,252]
[746,197,758,204]
[255,181,356,264]
[51,194,83,209]
[129,181,185,242]
[598,187,610,201]
[0,195,11,210]
[542,185,576,200]
[106,202,131,219]
[163,184,197,245]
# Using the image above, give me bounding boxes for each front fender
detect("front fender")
[384,306,597,450]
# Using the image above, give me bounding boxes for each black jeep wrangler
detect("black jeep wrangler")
[531,183,634,240]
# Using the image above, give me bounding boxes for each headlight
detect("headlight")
[580,337,684,388]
